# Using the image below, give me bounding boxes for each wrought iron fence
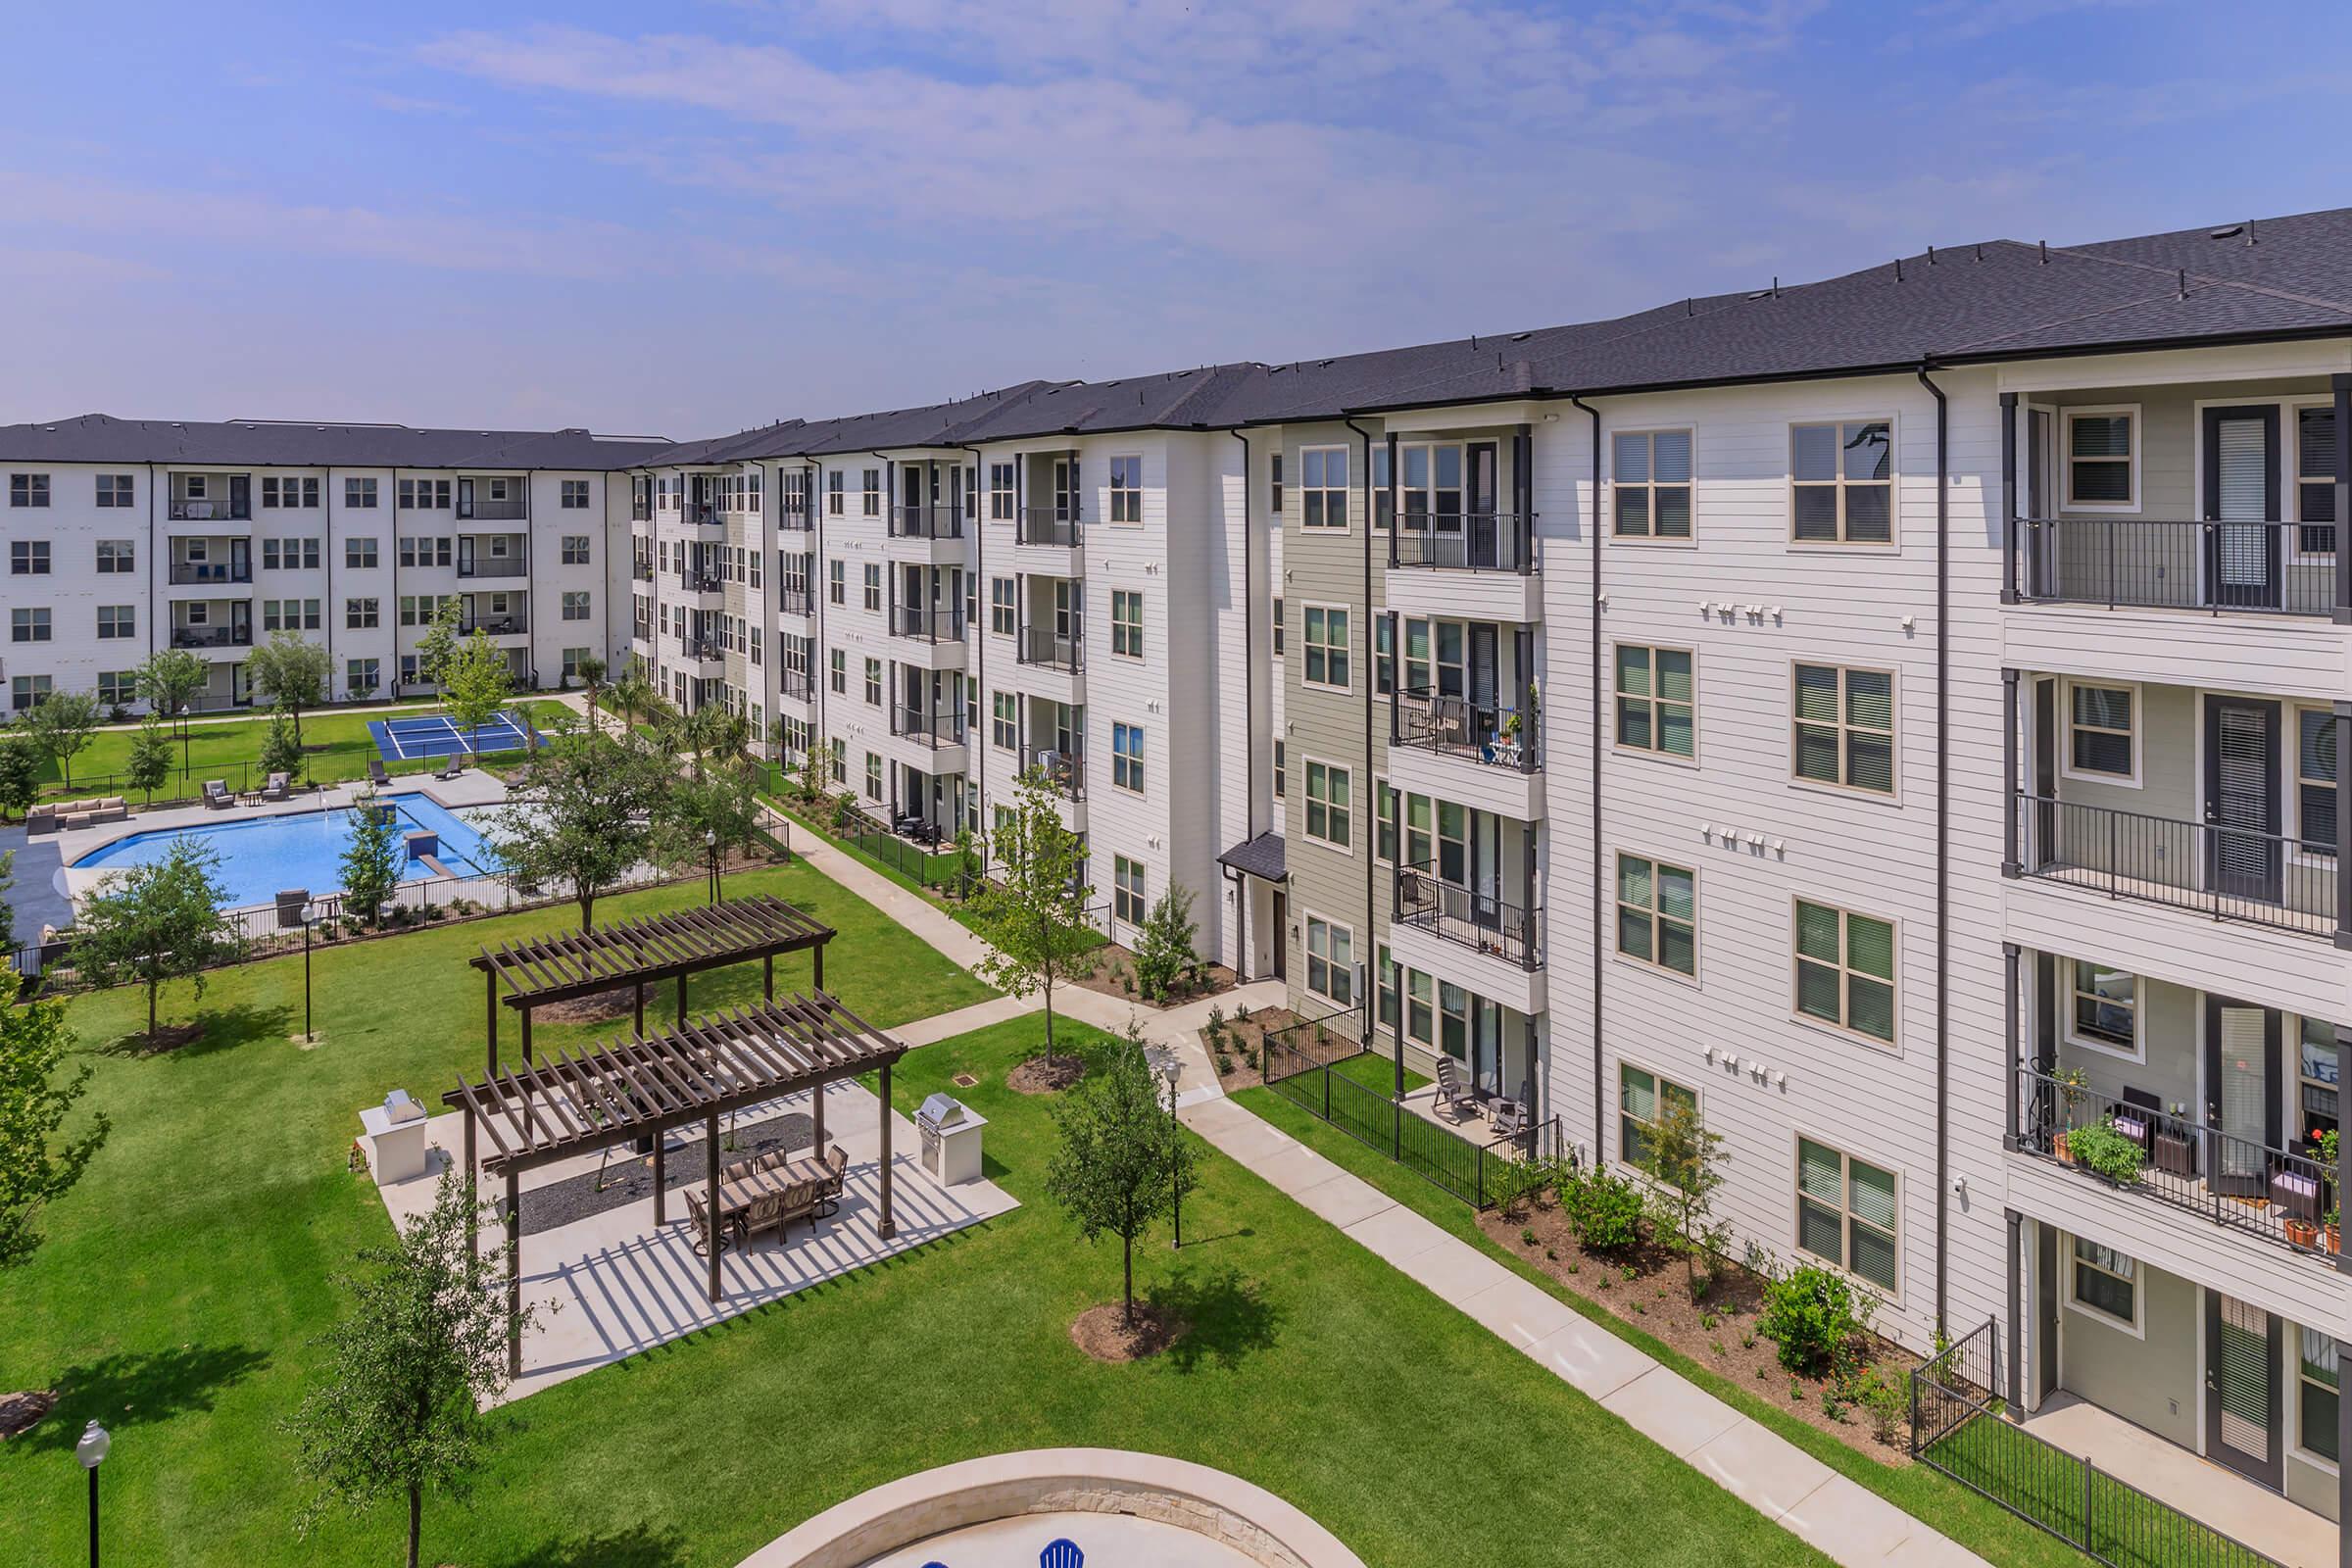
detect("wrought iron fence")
[2010,517,2343,617]
[1912,1320,2285,1568]
[1389,514,1538,573]
[2013,792,2336,939]
[1392,862,1542,969]
[888,504,965,540]
[1017,508,1082,548]
[23,744,535,814]
[1017,625,1083,671]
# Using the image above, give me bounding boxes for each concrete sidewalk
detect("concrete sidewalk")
[1178,1095,1990,1568]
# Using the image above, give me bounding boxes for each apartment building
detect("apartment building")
[6,209,2348,1535]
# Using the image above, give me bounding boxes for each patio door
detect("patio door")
[2029,676,2058,869]
[2203,998,2280,1199]
[2203,696,2282,905]
[2025,406,2055,596]
[1053,457,1079,521]
[1465,440,1498,566]
[1270,892,1288,981]
[456,476,475,519]
[2205,1293,2283,1489]
[2202,405,2281,610]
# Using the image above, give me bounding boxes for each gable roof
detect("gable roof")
[0,412,673,468]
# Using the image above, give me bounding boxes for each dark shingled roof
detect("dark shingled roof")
[1218,831,1288,883]
[0,412,673,468]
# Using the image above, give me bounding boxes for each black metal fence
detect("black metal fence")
[1389,514,1538,573]
[1392,862,1543,969]
[2014,793,2336,939]
[1912,1320,2286,1568]
[1392,687,1540,772]
[26,744,534,814]
[2011,517,2343,617]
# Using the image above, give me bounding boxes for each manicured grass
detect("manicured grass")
[25,698,577,801]
[1331,1047,1431,1096]
[1236,1085,2092,1568]
[0,932,1831,1565]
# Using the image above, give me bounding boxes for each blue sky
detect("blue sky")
[0,1,2338,438]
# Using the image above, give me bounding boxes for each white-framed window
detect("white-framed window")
[561,478,591,510]
[1789,420,1892,544]
[562,591,591,621]
[1374,778,1396,862]
[863,657,882,707]
[344,476,377,509]
[2063,406,2138,511]
[1108,455,1143,524]
[1299,446,1348,530]
[1272,739,1285,800]
[1620,1062,1697,1169]
[346,598,379,629]
[1112,721,1144,794]
[860,468,881,517]
[8,473,47,508]
[1302,760,1350,850]
[345,537,378,569]
[829,737,846,784]
[264,475,319,509]
[988,576,1015,636]
[9,541,47,575]
[96,605,134,640]
[864,751,882,800]
[2063,680,2137,785]
[1613,429,1692,540]
[95,540,133,574]
[991,692,1016,750]
[2293,405,2339,556]
[828,559,846,604]
[1795,1137,1898,1294]
[96,670,134,706]
[862,563,881,612]
[398,477,451,510]
[1110,589,1144,658]
[1270,453,1284,514]
[1301,605,1349,690]
[1304,913,1354,1007]
[1614,645,1694,759]
[825,471,844,516]
[562,535,591,564]
[346,658,379,697]
[2296,705,2338,857]
[16,607,55,642]
[2068,1237,2139,1332]
[988,462,1014,520]
[95,473,133,508]
[828,649,846,694]
[1615,854,1696,977]
[2299,1329,2339,1465]
[1792,662,1894,795]
[1793,899,1897,1045]
[1113,855,1147,925]
[561,647,589,680]
[12,674,51,709]
[2066,960,2140,1059]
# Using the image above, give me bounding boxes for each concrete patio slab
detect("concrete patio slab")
[1600,1365,1745,1458]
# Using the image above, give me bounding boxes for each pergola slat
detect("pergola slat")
[469,894,832,1014]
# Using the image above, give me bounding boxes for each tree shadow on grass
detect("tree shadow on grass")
[96,1001,292,1059]
[1149,1264,1282,1374]
[493,1522,690,1568]
[18,1342,272,1451]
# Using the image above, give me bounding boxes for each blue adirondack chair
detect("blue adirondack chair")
[1041,1541,1084,1568]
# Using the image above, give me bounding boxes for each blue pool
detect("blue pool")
[74,795,506,908]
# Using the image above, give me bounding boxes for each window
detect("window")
[829,649,846,694]
[1112,722,1144,794]
[1790,420,1892,543]
[864,751,882,800]
[2298,706,2337,856]
[95,473,133,508]
[1377,946,1400,1035]
[1305,915,1353,1006]
[2295,406,2339,555]
[1113,856,1147,925]
[1301,606,1349,690]
[95,540,133,574]
[2066,682,2135,783]
[992,693,1016,750]
[1620,1064,1696,1169]
[347,659,379,698]
[1271,598,1284,656]
[1303,760,1350,850]
[1370,445,1392,531]
[562,534,591,565]
[2301,1330,2339,1463]
[1110,589,1143,657]
[2068,962,2138,1055]
[990,577,1015,636]
[828,560,846,604]
[989,463,1014,520]
[1108,456,1143,524]
[1272,739,1285,800]
[96,605,134,640]
[558,647,588,681]
[1615,646,1693,758]
[265,599,320,631]
[12,675,50,710]
[10,473,48,508]
[1375,615,1394,695]
[863,658,882,707]
[1616,855,1696,976]
[1299,447,1348,529]
[1375,779,1396,861]
[562,591,591,621]
[347,597,379,629]
[97,671,134,706]
[1792,663,1894,793]
[862,564,881,612]
[561,479,591,510]
[1796,1138,1898,1292]
[2063,408,2136,509]
[399,477,452,510]
[2299,1018,2339,1156]
[10,541,48,575]
[345,476,378,509]
[12,608,50,643]
[400,536,451,568]
[1794,900,1897,1044]
[1270,454,1284,514]
[264,475,319,509]
[1613,430,1692,539]
[2070,1238,2137,1328]
[264,538,321,570]
[346,537,378,569]
[826,471,845,515]
[860,468,881,517]
[829,737,846,784]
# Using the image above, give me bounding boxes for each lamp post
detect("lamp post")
[300,899,316,1044]
[705,827,719,906]
[1155,1051,1183,1250]
[75,1419,109,1568]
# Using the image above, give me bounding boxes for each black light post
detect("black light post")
[76,1419,109,1568]
[705,827,719,906]
[301,901,316,1044]
[1156,1052,1183,1250]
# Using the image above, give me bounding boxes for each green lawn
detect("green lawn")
[0,891,1833,1567]
[26,698,577,802]
[1331,1047,1431,1096]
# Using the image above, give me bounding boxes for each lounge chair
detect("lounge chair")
[262,771,291,802]
[1434,1058,1480,1122]
[1489,1098,1528,1144]
[368,759,391,786]
[203,779,232,810]
[437,753,465,780]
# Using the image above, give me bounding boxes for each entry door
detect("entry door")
[2026,407,2054,596]
[2203,997,2281,1198]
[457,476,476,519]
[1271,892,1288,981]
[2203,696,2282,904]
[2205,1293,2284,1489]
[2202,405,2281,610]
[2030,676,2058,869]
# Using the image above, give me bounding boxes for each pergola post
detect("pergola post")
[705,1108,722,1303]
[676,972,688,1028]
[519,1006,533,1065]
[504,1168,521,1378]
[876,1059,896,1240]
[652,1133,666,1225]
[813,943,824,994]
[485,968,499,1075]
[633,982,645,1040]
[462,1108,478,1264]
[763,954,774,1001]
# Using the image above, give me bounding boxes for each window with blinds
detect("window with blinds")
[2070,1237,2136,1326]
[1614,429,1693,539]
[2296,406,2338,554]
[2298,707,2338,855]
[1616,645,1694,759]
[2301,1329,2338,1463]
[2064,409,2136,507]
[1616,854,1696,976]
[1795,1138,1897,1292]
[1794,900,1896,1044]
[1620,1063,1696,1170]
[1790,420,1891,542]
[1792,663,1894,793]
[2066,682,2135,781]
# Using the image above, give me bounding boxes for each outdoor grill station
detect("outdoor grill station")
[917,1093,987,1186]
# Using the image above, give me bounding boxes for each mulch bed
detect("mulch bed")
[514,1108,814,1237]
[0,1391,55,1442]
[536,985,648,1026]
[1481,1195,1918,1463]
[1198,1006,1324,1096]
[1067,941,1238,1010]
[1007,1054,1087,1095]
[1069,1300,1190,1363]
[122,1022,206,1055]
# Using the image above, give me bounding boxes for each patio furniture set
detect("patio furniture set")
[25,795,129,834]
[686,1143,851,1255]
[1434,1058,1530,1142]
[202,773,293,808]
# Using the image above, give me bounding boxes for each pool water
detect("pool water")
[74,795,508,909]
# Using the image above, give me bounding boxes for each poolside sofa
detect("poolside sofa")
[27,796,129,834]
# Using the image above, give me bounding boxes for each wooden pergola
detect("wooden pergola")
[468,895,835,1075]
[440,991,907,1373]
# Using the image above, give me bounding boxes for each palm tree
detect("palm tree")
[575,654,608,731]
[608,668,653,737]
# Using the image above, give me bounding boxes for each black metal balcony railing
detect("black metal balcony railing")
[779,667,814,701]
[459,500,526,522]
[1392,687,1539,773]
[677,571,723,594]
[688,504,720,526]
[457,559,528,579]
[631,564,654,583]
[460,613,527,636]
[169,498,251,521]
[1016,624,1082,672]
[1017,508,1082,549]
[2014,1064,2337,1262]
[170,563,251,586]
[2012,792,2337,939]
[1028,746,1085,801]
[1393,861,1542,969]
[776,586,813,616]
[1389,513,1538,573]
[779,503,813,533]
[890,603,967,643]
[892,705,966,748]
[172,625,252,649]
[2010,516,2346,616]
[888,504,965,540]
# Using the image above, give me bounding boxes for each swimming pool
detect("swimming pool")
[73,795,509,909]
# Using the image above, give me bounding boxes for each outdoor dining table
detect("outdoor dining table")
[686,1155,843,1250]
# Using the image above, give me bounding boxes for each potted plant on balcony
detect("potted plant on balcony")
[2051,1066,2090,1162]
[2065,1118,2144,1189]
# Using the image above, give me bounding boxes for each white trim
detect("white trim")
[1297,599,1355,694]
[1789,1128,1904,1307]
[1610,847,1701,986]
[1609,639,1700,767]
[1300,907,1357,1010]
[1298,753,1355,857]
[1606,425,1698,547]
[1614,1054,1701,1177]
[2059,403,2142,513]
[1788,893,1902,1053]
[1784,414,1900,551]
[2289,1319,2342,1477]
[2057,676,2143,791]
[2063,1234,2145,1340]
[1295,443,1353,534]
[1786,657,1902,808]
[2059,955,2147,1065]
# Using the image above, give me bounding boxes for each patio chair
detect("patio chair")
[262,771,291,802]
[1489,1098,1528,1144]
[203,779,232,809]
[437,753,465,780]
[368,759,391,786]
[740,1190,787,1248]
[685,1189,740,1257]
[1434,1058,1480,1122]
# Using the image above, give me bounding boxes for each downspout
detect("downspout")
[144,462,157,672]
[325,465,337,696]
[1229,428,1257,979]
[1570,396,1603,1164]
[808,460,823,782]
[1917,362,1950,1339]
[1345,417,1381,1085]
[960,445,986,844]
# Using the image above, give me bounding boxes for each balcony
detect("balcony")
[891,705,966,750]
[172,625,252,650]
[1017,509,1082,549]
[1392,688,1538,773]
[2010,517,2348,618]
[679,636,724,663]
[460,498,526,522]
[170,562,251,586]
[776,586,813,617]
[1393,862,1541,969]
[888,504,964,541]
[1027,747,1085,802]
[632,564,654,583]
[457,558,528,580]
[460,612,528,636]
[890,603,966,644]
[1016,624,1082,673]
[779,666,814,701]
[687,504,720,527]
[779,502,813,534]
[169,496,250,522]
[676,570,724,595]
[2011,793,2341,942]
[1390,514,1537,573]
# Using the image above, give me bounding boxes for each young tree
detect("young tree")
[248,630,333,744]
[0,850,15,955]
[134,647,210,773]
[71,838,236,1047]
[795,734,828,806]
[260,706,307,782]
[1635,1093,1733,1303]
[439,631,514,761]
[0,992,109,1274]
[340,792,403,929]
[489,728,667,929]
[412,598,464,695]
[24,691,100,792]
[654,760,764,884]
[1044,1022,1193,1327]
[125,715,175,803]
[0,737,38,822]
[1131,881,1200,1002]
[285,1169,541,1568]
[607,666,653,737]
[573,653,607,724]
[966,767,1098,1071]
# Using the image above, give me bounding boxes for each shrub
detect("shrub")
[1560,1165,1643,1254]
[1758,1265,1874,1378]
[1235,1004,1251,1022]
[2067,1119,2145,1186]
[1842,1364,1909,1446]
